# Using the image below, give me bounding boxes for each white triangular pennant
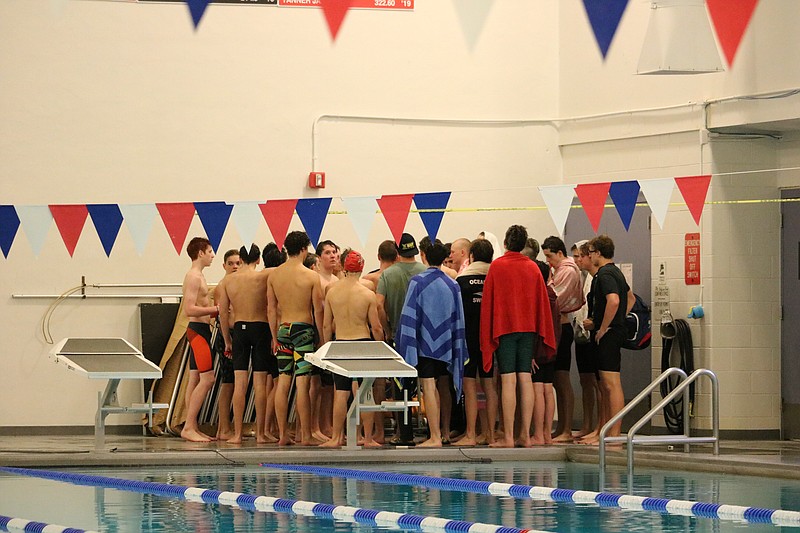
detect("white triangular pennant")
[120,204,157,256]
[639,178,675,229]
[453,0,495,51]
[538,185,576,238]
[17,205,53,257]
[231,202,262,248]
[341,196,378,247]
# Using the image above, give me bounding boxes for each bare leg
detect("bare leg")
[454,377,477,446]
[480,376,498,444]
[599,370,624,437]
[182,371,215,442]
[532,382,545,444]
[275,373,294,445]
[185,370,200,413]
[490,373,516,448]
[216,382,234,440]
[516,372,534,448]
[576,372,598,437]
[553,370,574,442]
[319,382,334,439]
[252,372,269,444]
[262,374,278,442]
[227,370,250,444]
[437,374,452,442]
[418,377,442,447]
[320,389,350,447]
[295,375,315,445]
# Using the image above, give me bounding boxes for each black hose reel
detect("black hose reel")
[659,311,696,434]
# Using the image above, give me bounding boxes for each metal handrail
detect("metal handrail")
[599,367,720,492]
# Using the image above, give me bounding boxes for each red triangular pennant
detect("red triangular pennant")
[49,204,88,257]
[574,183,611,234]
[259,199,297,251]
[675,175,712,225]
[156,202,196,255]
[376,194,414,245]
[706,0,759,66]
[320,0,354,41]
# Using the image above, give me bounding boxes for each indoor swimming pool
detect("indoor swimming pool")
[1,461,799,532]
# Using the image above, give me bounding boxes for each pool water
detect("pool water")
[1,461,798,532]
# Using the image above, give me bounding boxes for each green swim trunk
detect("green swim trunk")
[276,322,317,376]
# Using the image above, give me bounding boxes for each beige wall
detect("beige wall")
[1,0,800,431]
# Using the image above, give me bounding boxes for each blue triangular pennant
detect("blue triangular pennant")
[609,181,640,231]
[582,0,629,59]
[0,205,20,258]
[87,204,124,257]
[194,201,233,253]
[296,198,332,249]
[413,192,451,242]
[186,0,210,29]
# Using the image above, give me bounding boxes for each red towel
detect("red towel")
[480,251,557,372]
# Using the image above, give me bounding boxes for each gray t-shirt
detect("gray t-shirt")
[377,261,426,338]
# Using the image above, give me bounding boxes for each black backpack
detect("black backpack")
[624,293,651,350]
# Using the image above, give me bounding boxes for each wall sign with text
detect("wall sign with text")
[685,232,700,285]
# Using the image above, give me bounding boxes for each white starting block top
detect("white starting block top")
[50,337,162,380]
[49,337,167,450]
[305,340,417,379]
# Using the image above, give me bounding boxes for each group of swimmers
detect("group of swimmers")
[177,225,632,448]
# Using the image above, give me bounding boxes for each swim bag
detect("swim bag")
[624,293,651,350]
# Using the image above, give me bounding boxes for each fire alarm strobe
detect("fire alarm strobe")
[308,172,326,189]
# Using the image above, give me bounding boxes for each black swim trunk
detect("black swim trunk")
[574,340,598,375]
[554,323,575,372]
[232,321,277,376]
[463,350,493,379]
[213,328,234,384]
[417,356,448,379]
[187,322,213,373]
[532,360,555,383]
[597,327,625,373]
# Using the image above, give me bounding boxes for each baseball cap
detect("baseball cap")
[397,233,419,258]
[343,250,365,273]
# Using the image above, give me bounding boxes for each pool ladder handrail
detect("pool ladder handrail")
[598,367,720,490]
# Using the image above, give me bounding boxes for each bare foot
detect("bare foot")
[216,430,234,441]
[531,438,546,446]
[515,438,532,448]
[417,438,442,448]
[278,436,295,446]
[363,439,382,449]
[257,433,279,444]
[489,439,514,448]
[552,433,573,443]
[226,435,243,445]
[319,438,342,448]
[181,428,212,442]
[453,436,477,447]
[313,430,331,442]
[572,429,591,439]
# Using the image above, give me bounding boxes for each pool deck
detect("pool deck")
[1,434,798,481]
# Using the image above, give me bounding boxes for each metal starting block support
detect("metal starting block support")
[306,341,419,449]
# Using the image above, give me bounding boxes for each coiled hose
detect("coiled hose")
[660,318,696,434]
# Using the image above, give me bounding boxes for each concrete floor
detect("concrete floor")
[1,433,798,481]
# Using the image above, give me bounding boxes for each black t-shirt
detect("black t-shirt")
[592,263,629,330]
[457,273,485,360]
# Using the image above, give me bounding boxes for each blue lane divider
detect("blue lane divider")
[260,463,800,528]
[0,514,97,533]
[0,467,545,533]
